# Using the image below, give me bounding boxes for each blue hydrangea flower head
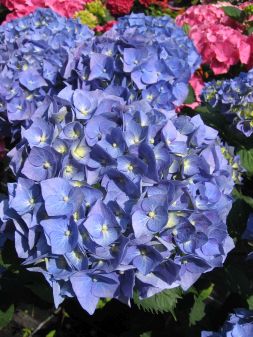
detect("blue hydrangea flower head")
[66,13,201,111]
[0,8,93,139]
[202,309,253,337]
[202,69,253,138]
[0,9,236,316]
[5,86,235,314]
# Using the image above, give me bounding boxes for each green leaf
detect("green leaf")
[96,298,111,310]
[222,6,244,22]
[247,295,253,310]
[189,298,205,326]
[199,284,214,301]
[238,149,253,176]
[46,330,56,337]
[140,332,152,337]
[246,25,253,35]
[182,23,190,35]
[0,304,14,330]
[133,288,182,317]
[189,284,214,326]
[184,84,196,105]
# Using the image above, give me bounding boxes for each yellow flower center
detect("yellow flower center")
[101,224,108,232]
[148,211,156,219]
[65,230,71,236]
[74,146,86,158]
[43,161,51,169]
[65,165,73,174]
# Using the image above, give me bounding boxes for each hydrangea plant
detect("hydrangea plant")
[0,10,236,315]
[202,69,253,137]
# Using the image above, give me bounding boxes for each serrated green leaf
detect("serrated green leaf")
[247,295,253,310]
[133,288,181,317]
[0,304,14,330]
[184,84,196,105]
[222,6,244,22]
[238,149,253,175]
[189,284,214,326]
[46,330,56,337]
[189,298,205,326]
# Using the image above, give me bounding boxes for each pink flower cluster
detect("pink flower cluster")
[176,4,253,75]
[176,4,240,29]
[2,0,91,22]
[190,24,251,74]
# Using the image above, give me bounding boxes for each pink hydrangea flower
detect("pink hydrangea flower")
[2,0,91,22]
[45,0,89,18]
[176,3,252,75]
[175,4,241,29]
[190,23,250,74]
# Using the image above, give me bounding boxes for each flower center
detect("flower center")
[127,164,134,171]
[148,211,156,219]
[43,161,51,169]
[101,224,108,232]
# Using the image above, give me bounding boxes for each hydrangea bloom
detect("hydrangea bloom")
[190,24,250,75]
[6,86,235,314]
[0,8,93,138]
[66,14,201,111]
[175,4,241,29]
[176,4,252,75]
[0,11,235,315]
[1,0,92,22]
[202,309,253,337]
[202,69,253,137]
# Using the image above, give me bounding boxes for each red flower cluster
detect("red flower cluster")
[105,0,134,16]
[139,0,168,8]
